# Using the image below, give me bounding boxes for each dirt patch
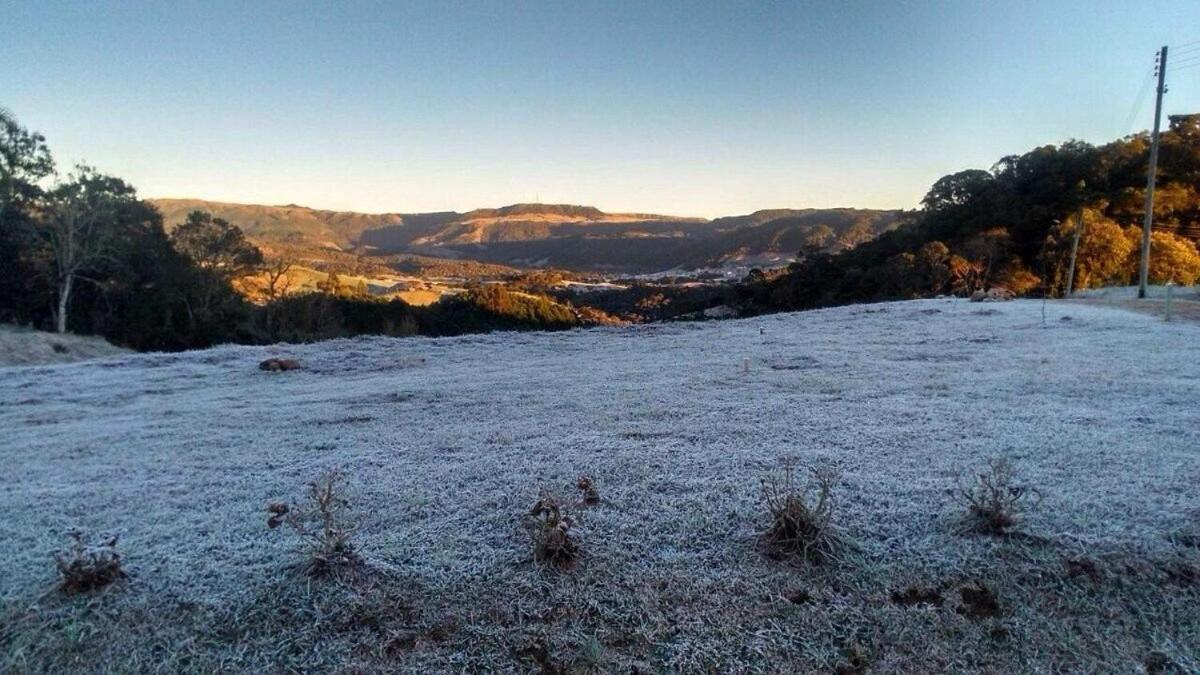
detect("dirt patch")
[769,355,818,370]
[308,415,376,426]
[956,584,999,620]
[786,590,811,605]
[1065,557,1100,582]
[1145,651,1177,674]
[1162,561,1199,586]
[891,586,943,607]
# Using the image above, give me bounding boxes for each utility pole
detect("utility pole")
[1138,45,1168,299]
[1065,205,1084,297]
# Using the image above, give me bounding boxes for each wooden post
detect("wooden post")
[1138,46,1168,299]
[1065,206,1084,297]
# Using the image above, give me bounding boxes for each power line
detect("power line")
[1168,62,1200,73]
[1121,68,1155,135]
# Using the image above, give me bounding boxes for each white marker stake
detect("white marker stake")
[742,357,750,373]
[1165,282,1173,322]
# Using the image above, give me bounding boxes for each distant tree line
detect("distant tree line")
[0,111,595,350]
[741,114,1200,311]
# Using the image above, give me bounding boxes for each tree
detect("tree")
[317,271,344,296]
[1044,209,1132,294]
[0,107,54,218]
[261,259,294,338]
[0,109,56,323]
[1125,227,1200,286]
[921,169,993,212]
[170,210,262,275]
[914,241,953,294]
[38,168,131,333]
[169,210,261,333]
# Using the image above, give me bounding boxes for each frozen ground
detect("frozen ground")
[0,324,130,366]
[1,298,1198,673]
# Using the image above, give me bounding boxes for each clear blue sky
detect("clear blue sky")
[3,1,1199,217]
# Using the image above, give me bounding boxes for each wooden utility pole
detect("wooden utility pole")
[1138,45,1168,299]
[1065,206,1084,296]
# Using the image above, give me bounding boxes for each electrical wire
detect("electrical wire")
[1121,69,1155,136]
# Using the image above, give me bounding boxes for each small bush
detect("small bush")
[953,457,1040,534]
[268,468,360,574]
[54,530,126,593]
[760,460,840,563]
[576,475,600,505]
[527,492,579,567]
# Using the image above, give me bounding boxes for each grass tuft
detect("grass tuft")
[953,457,1040,535]
[526,491,579,567]
[54,530,126,593]
[268,468,360,575]
[760,459,841,564]
[575,475,600,505]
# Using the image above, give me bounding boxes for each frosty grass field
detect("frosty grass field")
[2,298,1198,673]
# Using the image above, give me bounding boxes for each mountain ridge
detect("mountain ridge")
[149,198,903,273]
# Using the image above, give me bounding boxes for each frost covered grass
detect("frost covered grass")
[0,324,129,366]
[1,298,1199,672]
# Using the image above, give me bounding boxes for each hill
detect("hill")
[0,323,130,366]
[750,113,1200,311]
[149,199,901,274]
[2,299,1198,672]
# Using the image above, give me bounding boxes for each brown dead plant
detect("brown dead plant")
[760,459,841,564]
[527,491,579,567]
[54,530,126,593]
[953,457,1041,535]
[268,468,360,575]
[575,475,600,505]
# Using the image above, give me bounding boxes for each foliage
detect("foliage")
[0,113,252,348]
[747,114,1200,311]
[1043,209,1134,293]
[170,210,262,275]
[419,285,579,335]
[1133,228,1200,285]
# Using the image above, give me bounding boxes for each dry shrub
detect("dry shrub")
[527,492,579,567]
[953,457,1040,534]
[760,459,840,563]
[268,468,359,574]
[54,530,126,593]
[576,475,600,505]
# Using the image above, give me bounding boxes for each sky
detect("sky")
[3,1,1200,218]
